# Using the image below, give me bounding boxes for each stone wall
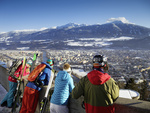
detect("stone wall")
[0,66,9,91]
[115,97,150,113]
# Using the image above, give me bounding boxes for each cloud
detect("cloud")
[107,17,130,23]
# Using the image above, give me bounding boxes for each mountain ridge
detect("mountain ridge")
[0,20,150,50]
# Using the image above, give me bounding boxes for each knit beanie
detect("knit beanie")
[47,59,53,67]
[27,60,32,66]
[63,63,71,72]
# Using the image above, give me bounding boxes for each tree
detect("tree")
[138,80,149,101]
[125,78,138,91]
[117,81,125,89]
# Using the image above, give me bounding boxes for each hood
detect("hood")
[41,62,52,70]
[87,70,111,85]
[57,71,70,81]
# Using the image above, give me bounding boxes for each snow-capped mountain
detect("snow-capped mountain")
[106,17,131,24]
[0,18,150,50]
[56,23,87,29]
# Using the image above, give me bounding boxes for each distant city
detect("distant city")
[1,49,150,81]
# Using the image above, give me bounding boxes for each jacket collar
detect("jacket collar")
[41,62,52,70]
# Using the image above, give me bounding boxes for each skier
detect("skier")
[47,59,54,68]
[0,60,31,108]
[71,55,119,113]
[19,59,52,113]
[20,60,33,100]
[50,63,75,113]
[21,60,32,82]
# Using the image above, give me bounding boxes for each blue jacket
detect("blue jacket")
[26,62,52,91]
[50,71,75,105]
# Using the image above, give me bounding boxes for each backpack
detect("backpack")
[8,59,22,78]
[28,63,46,86]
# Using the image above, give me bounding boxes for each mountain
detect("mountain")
[56,23,87,29]
[0,19,150,50]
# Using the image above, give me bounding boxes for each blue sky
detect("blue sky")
[0,0,150,33]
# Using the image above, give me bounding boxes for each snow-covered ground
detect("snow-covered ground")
[72,69,88,78]
[64,36,134,47]
[119,89,140,99]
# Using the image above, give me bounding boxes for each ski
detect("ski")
[40,70,54,113]
[30,53,38,72]
[11,57,27,113]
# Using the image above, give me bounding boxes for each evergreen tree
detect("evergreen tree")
[138,80,149,101]
[125,78,138,91]
[117,81,125,89]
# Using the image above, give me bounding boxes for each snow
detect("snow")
[13,29,38,32]
[72,69,88,78]
[51,26,57,29]
[107,17,130,24]
[16,47,30,50]
[105,37,134,41]
[0,37,13,42]
[65,37,133,47]
[40,27,48,31]
[63,40,74,42]
[119,89,140,99]
[67,41,94,46]
[57,23,86,29]
[0,32,6,34]
[20,41,31,44]
[33,40,46,42]
[112,23,122,31]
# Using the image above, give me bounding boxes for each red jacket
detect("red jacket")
[72,70,119,113]
[8,65,30,83]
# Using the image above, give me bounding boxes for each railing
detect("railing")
[0,65,150,113]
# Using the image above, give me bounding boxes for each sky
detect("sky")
[0,0,150,33]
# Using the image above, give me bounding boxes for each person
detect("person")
[0,60,31,108]
[22,60,32,81]
[47,59,54,68]
[19,59,52,113]
[50,63,75,113]
[20,60,33,100]
[71,55,119,113]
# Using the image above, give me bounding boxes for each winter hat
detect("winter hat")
[63,63,71,73]
[47,59,53,67]
[27,60,32,66]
